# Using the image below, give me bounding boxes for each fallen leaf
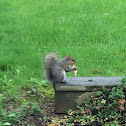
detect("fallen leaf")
[49,123,57,126]
[118,99,125,110]
[119,105,124,110]
[81,108,87,116]
[118,99,125,104]
[96,106,100,110]
[91,95,94,98]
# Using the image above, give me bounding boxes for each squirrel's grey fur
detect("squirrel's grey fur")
[44,52,76,87]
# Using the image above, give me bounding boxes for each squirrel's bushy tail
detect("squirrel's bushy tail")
[44,52,59,83]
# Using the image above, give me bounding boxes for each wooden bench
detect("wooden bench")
[55,77,122,113]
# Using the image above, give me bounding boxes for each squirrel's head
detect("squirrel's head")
[65,55,76,65]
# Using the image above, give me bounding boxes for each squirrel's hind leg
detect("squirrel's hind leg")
[62,80,68,83]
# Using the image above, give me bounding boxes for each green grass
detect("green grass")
[1,0,126,113]
[1,0,126,78]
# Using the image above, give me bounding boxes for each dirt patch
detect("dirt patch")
[41,100,65,118]
[15,100,66,126]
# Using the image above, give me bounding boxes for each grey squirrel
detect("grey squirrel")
[44,52,77,87]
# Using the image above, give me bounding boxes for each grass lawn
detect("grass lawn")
[0,0,126,125]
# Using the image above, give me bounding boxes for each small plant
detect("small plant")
[0,95,19,125]
[0,95,8,124]
[24,102,43,115]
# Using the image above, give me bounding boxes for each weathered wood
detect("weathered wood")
[55,77,123,113]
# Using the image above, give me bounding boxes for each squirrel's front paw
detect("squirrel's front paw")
[73,67,77,70]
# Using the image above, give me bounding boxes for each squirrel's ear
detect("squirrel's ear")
[67,56,71,60]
